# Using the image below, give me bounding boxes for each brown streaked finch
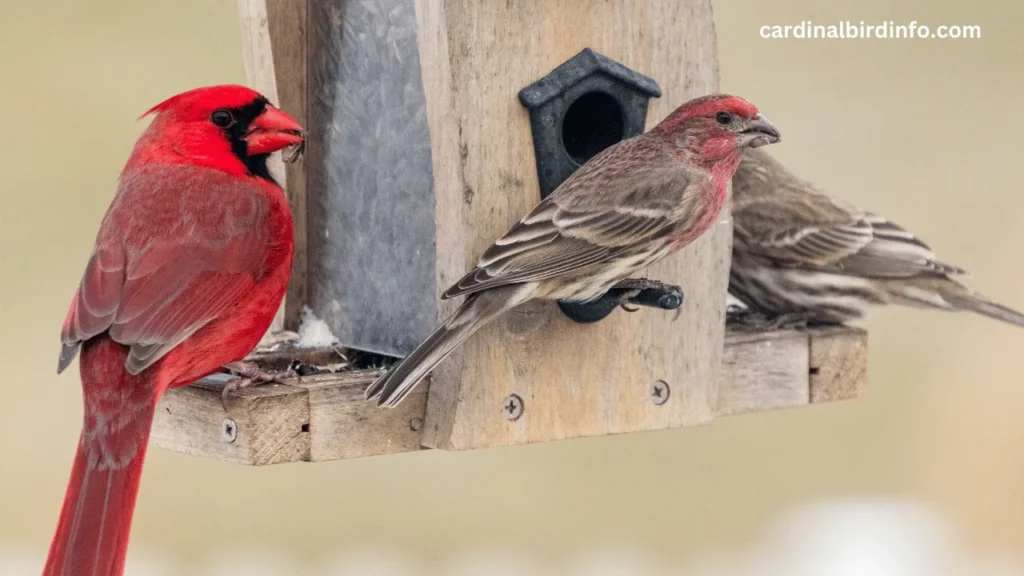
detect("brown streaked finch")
[366,94,781,407]
[729,147,1024,328]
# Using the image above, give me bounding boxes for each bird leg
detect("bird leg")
[219,360,300,411]
[604,278,684,312]
[765,312,817,330]
[609,277,680,293]
[726,309,818,331]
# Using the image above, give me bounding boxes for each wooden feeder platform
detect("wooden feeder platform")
[151,325,866,465]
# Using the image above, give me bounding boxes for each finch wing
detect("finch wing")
[59,165,274,374]
[733,150,963,278]
[444,140,695,299]
[835,212,965,278]
[732,190,875,266]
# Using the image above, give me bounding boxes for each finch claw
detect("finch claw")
[613,287,643,311]
[607,279,684,312]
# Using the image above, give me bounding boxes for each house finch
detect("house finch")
[46,85,304,576]
[729,148,1024,327]
[366,94,781,407]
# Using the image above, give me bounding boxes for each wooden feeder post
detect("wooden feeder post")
[149,0,868,464]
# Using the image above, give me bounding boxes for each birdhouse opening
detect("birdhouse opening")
[561,91,625,166]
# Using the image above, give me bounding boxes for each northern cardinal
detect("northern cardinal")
[729,148,1024,327]
[366,94,781,407]
[45,85,304,575]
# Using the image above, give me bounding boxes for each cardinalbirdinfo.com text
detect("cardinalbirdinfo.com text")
[761,20,981,39]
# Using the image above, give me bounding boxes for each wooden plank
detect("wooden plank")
[417,0,726,451]
[412,0,469,448]
[152,378,310,466]
[152,371,426,465]
[810,326,868,403]
[717,330,810,416]
[150,326,867,464]
[300,371,428,461]
[238,0,309,331]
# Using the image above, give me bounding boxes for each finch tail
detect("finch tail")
[44,338,159,576]
[366,286,531,408]
[886,277,1024,328]
[943,288,1024,328]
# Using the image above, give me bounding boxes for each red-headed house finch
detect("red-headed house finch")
[729,148,1024,327]
[366,94,781,408]
[47,86,303,576]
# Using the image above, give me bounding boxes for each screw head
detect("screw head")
[409,417,424,431]
[649,380,670,405]
[221,418,238,443]
[503,394,524,421]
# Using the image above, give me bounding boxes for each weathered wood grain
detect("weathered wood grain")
[300,370,428,461]
[717,330,810,416]
[153,371,427,465]
[152,378,310,466]
[151,326,867,464]
[810,326,868,403]
[416,0,727,451]
[238,0,309,331]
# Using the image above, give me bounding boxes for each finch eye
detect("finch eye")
[716,111,733,125]
[211,109,234,128]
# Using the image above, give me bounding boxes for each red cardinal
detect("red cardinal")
[367,94,780,407]
[45,85,303,576]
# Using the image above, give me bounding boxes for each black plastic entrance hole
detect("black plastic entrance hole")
[561,92,624,165]
[519,48,676,324]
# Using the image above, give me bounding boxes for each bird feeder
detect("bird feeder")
[151,0,869,464]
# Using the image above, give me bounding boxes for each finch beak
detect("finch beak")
[245,106,305,156]
[740,114,781,148]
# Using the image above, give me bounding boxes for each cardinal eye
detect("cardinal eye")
[716,111,733,125]
[211,109,234,128]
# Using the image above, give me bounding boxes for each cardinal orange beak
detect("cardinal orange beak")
[245,106,305,155]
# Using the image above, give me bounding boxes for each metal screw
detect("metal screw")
[649,380,670,405]
[503,394,524,421]
[409,417,424,431]
[221,418,238,443]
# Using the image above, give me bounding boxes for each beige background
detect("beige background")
[1,0,1022,572]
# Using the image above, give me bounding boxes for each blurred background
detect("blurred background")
[2,0,1022,574]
